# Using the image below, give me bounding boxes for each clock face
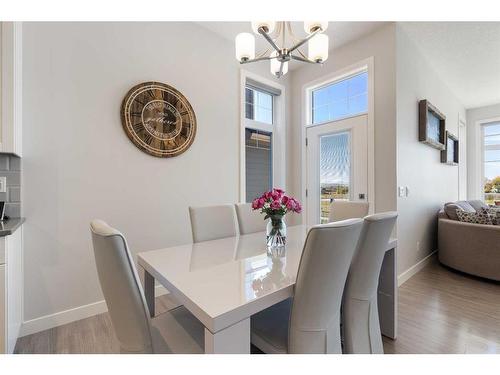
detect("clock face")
[121,82,197,157]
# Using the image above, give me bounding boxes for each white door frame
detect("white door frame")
[301,57,375,225]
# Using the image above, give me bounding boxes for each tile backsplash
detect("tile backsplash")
[0,153,21,218]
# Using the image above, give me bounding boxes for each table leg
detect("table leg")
[204,318,250,354]
[377,247,397,339]
[144,269,155,318]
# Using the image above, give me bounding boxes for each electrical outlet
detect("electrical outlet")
[0,177,6,193]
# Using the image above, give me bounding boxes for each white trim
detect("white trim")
[301,57,375,225]
[397,250,437,287]
[239,69,286,202]
[473,117,500,201]
[19,285,169,337]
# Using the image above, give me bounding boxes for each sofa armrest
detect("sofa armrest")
[438,218,500,280]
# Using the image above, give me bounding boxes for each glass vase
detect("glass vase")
[266,215,287,249]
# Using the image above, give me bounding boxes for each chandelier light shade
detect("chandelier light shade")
[304,21,329,34]
[308,33,329,62]
[235,32,255,61]
[235,21,330,78]
[270,51,288,77]
[251,21,276,34]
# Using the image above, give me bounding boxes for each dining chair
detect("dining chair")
[189,204,239,243]
[90,219,204,354]
[251,218,364,354]
[235,203,267,235]
[328,201,369,222]
[342,211,397,354]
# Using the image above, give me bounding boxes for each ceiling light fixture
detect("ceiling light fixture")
[235,21,329,78]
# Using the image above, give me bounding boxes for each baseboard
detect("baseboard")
[397,250,437,287]
[19,285,169,337]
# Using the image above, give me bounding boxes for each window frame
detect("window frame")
[479,120,500,203]
[307,69,369,127]
[239,70,286,203]
[301,58,375,225]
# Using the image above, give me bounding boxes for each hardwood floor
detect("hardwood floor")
[15,260,500,354]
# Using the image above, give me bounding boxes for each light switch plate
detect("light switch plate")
[0,177,6,193]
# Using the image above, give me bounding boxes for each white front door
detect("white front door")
[306,114,368,225]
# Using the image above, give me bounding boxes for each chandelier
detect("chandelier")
[235,21,329,78]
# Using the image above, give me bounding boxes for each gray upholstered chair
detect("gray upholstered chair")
[251,218,364,354]
[328,201,369,222]
[342,211,397,354]
[90,220,204,354]
[189,204,239,243]
[235,203,267,235]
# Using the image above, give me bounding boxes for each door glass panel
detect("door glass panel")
[319,132,350,223]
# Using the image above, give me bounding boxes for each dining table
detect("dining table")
[137,225,398,354]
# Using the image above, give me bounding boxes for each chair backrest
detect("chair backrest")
[328,201,369,222]
[289,218,363,353]
[345,212,398,300]
[235,203,267,235]
[189,204,239,243]
[90,220,153,353]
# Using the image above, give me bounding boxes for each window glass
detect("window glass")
[312,71,368,124]
[483,122,500,205]
[245,129,272,202]
[319,132,350,223]
[245,87,273,125]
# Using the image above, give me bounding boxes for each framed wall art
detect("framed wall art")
[441,131,459,165]
[419,99,446,150]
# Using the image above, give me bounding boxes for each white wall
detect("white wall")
[22,22,289,324]
[289,24,397,223]
[466,103,500,199]
[396,25,466,274]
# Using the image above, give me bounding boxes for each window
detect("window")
[311,71,368,124]
[241,75,285,203]
[245,86,273,124]
[320,132,350,223]
[483,122,500,205]
[245,129,272,202]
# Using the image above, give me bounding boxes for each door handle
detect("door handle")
[358,193,366,200]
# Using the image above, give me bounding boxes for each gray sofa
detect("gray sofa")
[438,200,500,281]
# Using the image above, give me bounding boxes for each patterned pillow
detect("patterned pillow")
[481,207,500,225]
[456,209,494,225]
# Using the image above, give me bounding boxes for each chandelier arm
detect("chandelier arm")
[290,54,320,65]
[256,47,272,59]
[258,28,281,53]
[240,56,273,64]
[288,28,323,53]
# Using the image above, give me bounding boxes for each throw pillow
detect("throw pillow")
[445,201,475,220]
[456,209,494,225]
[482,207,500,225]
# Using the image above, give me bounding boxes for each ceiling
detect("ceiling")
[399,22,500,109]
[198,21,388,70]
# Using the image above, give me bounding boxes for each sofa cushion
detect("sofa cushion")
[444,201,476,220]
[456,210,494,225]
[468,200,489,212]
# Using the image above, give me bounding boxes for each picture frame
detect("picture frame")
[419,99,446,150]
[441,131,459,165]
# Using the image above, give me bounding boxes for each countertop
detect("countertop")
[0,217,25,237]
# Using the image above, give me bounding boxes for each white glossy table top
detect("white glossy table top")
[137,225,397,333]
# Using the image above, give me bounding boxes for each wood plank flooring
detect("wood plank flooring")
[15,260,500,354]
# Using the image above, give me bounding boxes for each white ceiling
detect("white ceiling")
[198,21,388,70]
[399,22,500,109]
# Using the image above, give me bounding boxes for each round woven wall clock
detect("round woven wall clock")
[121,81,197,158]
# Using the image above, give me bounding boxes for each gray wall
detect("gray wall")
[396,25,466,274]
[289,23,398,220]
[21,22,290,323]
[0,154,21,218]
